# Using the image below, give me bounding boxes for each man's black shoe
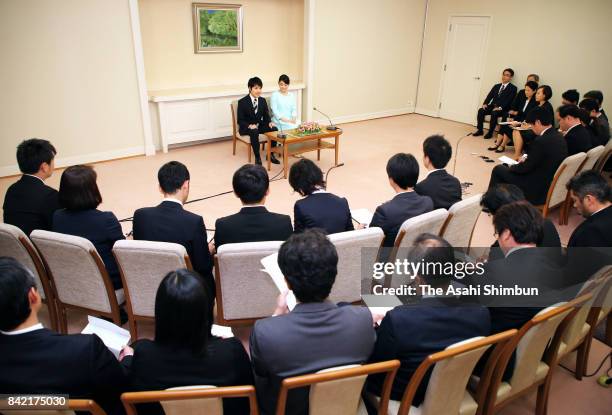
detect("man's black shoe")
[473,130,484,136]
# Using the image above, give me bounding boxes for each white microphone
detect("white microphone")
[313,107,339,131]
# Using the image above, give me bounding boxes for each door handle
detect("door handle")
[474,77,481,80]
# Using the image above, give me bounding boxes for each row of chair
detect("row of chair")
[8,271,609,415]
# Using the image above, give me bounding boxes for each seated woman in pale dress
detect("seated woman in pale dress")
[270,74,300,131]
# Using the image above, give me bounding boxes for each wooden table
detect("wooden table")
[264,127,342,178]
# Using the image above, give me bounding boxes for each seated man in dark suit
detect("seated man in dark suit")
[370,153,434,248]
[415,134,462,209]
[567,170,612,247]
[365,234,490,408]
[3,138,61,236]
[558,104,593,155]
[133,161,214,294]
[214,164,292,249]
[580,98,610,147]
[474,68,518,139]
[488,106,568,205]
[480,184,561,262]
[237,76,278,165]
[561,89,580,106]
[250,230,376,415]
[584,90,608,124]
[0,257,127,415]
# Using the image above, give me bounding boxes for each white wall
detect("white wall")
[0,0,145,176]
[417,0,612,118]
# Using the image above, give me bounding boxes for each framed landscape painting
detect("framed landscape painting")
[192,3,243,53]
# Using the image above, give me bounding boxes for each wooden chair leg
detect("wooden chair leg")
[575,342,587,380]
[232,137,237,155]
[128,316,138,340]
[248,143,252,163]
[535,376,553,415]
[580,334,594,378]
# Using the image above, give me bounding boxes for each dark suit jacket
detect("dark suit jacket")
[0,328,127,415]
[587,116,611,147]
[366,298,490,406]
[415,169,462,210]
[250,302,375,415]
[568,205,612,247]
[505,127,568,204]
[214,206,292,248]
[370,192,434,247]
[2,175,61,236]
[564,124,593,156]
[294,192,354,234]
[237,94,272,135]
[483,83,518,111]
[123,337,254,415]
[488,218,561,261]
[133,201,213,288]
[510,89,527,112]
[53,209,125,289]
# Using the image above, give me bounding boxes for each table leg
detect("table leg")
[267,137,271,171]
[283,142,289,178]
[335,134,339,166]
[317,138,321,161]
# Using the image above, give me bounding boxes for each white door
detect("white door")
[438,16,490,124]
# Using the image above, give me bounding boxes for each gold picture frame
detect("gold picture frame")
[192,3,243,53]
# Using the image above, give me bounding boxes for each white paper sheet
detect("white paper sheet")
[498,156,518,165]
[351,208,374,226]
[81,315,130,359]
[260,252,297,311]
[211,324,234,338]
[368,307,395,325]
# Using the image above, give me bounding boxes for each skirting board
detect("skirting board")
[0,146,145,178]
[414,107,439,118]
[313,107,415,126]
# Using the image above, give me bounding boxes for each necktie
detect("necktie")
[498,84,505,95]
[253,98,258,114]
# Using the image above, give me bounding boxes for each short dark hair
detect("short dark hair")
[158,161,190,194]
[232,164,269,204]
[584,90,603,106]
[538,85,553,101]
[16,139,56,175]
[58,165,102,210]
[278,229,337,303]
[386,153,419,189]
[278,74,290,84]
[527,73,540,82]
[155,269,212,355]
[566,170,611,203]
[525,81,539,92]
[480,184,525,214]
[0,257,37,331]
[493,202,544,245]
[562,89,580,104]
[423,135,452,169]
[288,159,325,196]
[248,76,263,90]
[558,104,583,120]
[579,98,600,113]
[525,106,553,126]
[408,234,454,288]
[503,68,514,77]
[577,108,591,125]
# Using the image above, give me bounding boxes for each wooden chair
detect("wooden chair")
[534,152,586,225]
[275,360,400,415]
[439,194,483,250]
[480,294,592,415]
[215,240,282,326]
[30,230,123,333]
[0,223,59,331]
[112,240,192,339]
[121,385,259,415]
[1,399,107,415]
[231,100,267,163]
[328,227,385,304]
[593,139,612,174]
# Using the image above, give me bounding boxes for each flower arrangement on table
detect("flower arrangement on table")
[294,121,322,136]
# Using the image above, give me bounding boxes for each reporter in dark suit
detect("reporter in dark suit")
[0,258,127,415]
[567,170,612,247]
[3,138,61,236]
[561,89,580,105]
[415,135,461,209]
[214,164,292,249]
[580,98,611,147]
[370,153,434,248]
[250,230,375,415]
[366,235,490,407]
[53,165,125,289]
[121,269,253,415]
[480,184,561,262]
[584,90,608,124]
[237,77,279,165]
[488,106,568,205]
[474,68,518,139]
[289,159,354,234]
[558,105,593,155]
[133,161,214,293]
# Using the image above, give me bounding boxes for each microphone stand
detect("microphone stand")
[324,163,345,185]
[313,107,339,131]
[451,132,473,176]
[276,116,287,139]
